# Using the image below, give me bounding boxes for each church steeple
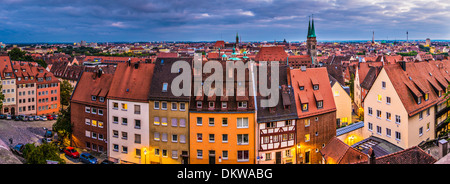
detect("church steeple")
[307,16,311,38]
[308,14,316,38]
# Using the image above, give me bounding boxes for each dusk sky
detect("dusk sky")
[1,0,449,43]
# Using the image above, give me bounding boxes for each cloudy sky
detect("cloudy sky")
[0,0,449,43]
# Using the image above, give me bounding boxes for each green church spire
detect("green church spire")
[307,14,316,38]
[307,16,311,38]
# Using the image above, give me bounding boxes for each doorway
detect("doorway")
[275,152,281,164]
[209,150,215,164]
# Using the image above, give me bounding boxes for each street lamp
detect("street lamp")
[296,144,301,164]
[143,148,147,164]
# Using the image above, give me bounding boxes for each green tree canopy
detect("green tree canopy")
[22,143,65,164]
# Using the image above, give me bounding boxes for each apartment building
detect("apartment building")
[71,70,113,153]
[189,58,256,164]
[256,65,298,164]
[13,61,37,115]
[148,57,192,164]
[32,66,60,115]
[330,75,352,127]
[290,67,337,164]
[363,61,450,149]
[107,61,155,164]
[0,56,17,115]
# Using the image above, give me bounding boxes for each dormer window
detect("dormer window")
[299,86,304,90]
[162,82,168,92]
[313,85,319,90]
[221,102,227,109]
[418,97,422,104]
[317,100,323,109]
[424,93,429,101]
[238,101,247,108]
[17,77,21,81]
[196,101,202,108]
[439,90,443,97]
[209,102,215,109]
[99,97,105,102]
[91,96,96,101]
[302,103,308,111]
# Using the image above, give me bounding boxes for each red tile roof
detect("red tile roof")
[107,62,155,102]
[290,67,336,118]
[255,46,288,62]
[71,71,114,106]
[320,137,368,164]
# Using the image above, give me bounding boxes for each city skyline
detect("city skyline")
[0,0,449,43]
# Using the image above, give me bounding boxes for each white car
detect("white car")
[41,116,48,121]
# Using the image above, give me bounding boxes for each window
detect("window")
[209,134,215,142]
[154,132,160,141]
[418,97,422,104]
[426,108,430,116]
[85,130,91,137]
[92,120,97,127]
[85,118,91,125]
[154,117,160,125]
[317,100,323,108]
[395,115,401,124]
[113,130,119,138]
[386,128,391,137]
[180,135,186,143]
[162,150,167,157]
[161,102,167,110]
[237,134,249,145]
[154,101,160,109]
[197,150,203,159]
[196,101,202,108]
[222,118,228,126]
[135,134,141,144]
[122,132,128,140]
[222,134,228,143]
[209,102,215,108]
[386,112,391,121]
[122,118,128,125]
[368,107,373,116]
[92,107,97,114]
[179,119,186,127]
[197,117,202,126]
[382,81,386,89]
[237,118,248,128]
[237,150,249,162]
[395,131,401,141]
[162,83,168,92]
[136,149,141,157]
[155,149,160,156]
[377,95,382,102]
[386,97,391,104]
[99,97,105,102]
[113,144,119,152]
[98,121,104,128]
[238,101,247,108]
[91,96,97,101]
[172,150,178,159]
[222,151,228,160]
[134,105,141,114]
[172,134,178,142]
[419,111,423,120]
[302,103,308,111]
[313,85,319,90]
[427,122,430,131]
[304,119,310,127]
[419,127,423,136]
[197,133,202,142]
[265,153,271,161]
[368,122,373,131]
[377,110,382,119]
[121,103,127,110]
[222,102,227,109]
[425,93,429,101]
[171,118,178,127]
[85,106,91,113]
[98,109,104,116]
[162,133,168,142]
[161,117,168,126]
[209,118,214,126]
[305,134,310,142]
[377,126,382,135]
[180,102,186,111]
[171,102,177,111]
[113,116,118,124]
[135,120,141,129]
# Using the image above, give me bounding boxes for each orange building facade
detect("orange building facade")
[189,112,255,164]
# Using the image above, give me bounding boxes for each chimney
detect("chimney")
[368,148,376,164]
[134,62,140,69]
[97,68,103,78]
[399,61,406,71]
[438,139,448,158]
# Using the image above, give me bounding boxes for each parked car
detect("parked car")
[0,114,6,119]
[41,116,47,121]
[80,152,98,164]
[100,159,116,164]
[46,115,54,120]
[34,115,40,121]
[44,130,52,138]
[14,116,20,121]
[42,137,52,143]
[52,115,58,120]
[6,114,11,120]
[10,143,25,156]
[18,115,27,121]
[63,147,79,159]
[28,116,34,121]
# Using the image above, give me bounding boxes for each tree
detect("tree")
[35,59,48,68]
[22,143,65,164]
[52,106,72,144]
[60,80,74,107]
[0,85,4,112]
[8,48,26,61]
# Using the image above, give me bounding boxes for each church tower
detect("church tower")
[307,15,317,66]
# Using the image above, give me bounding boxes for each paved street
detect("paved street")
[0,119,55,164]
